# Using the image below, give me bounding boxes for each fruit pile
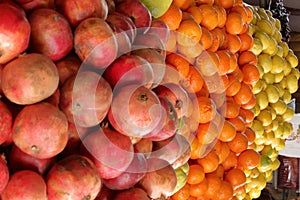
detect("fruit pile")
[236,5,300,199]
[0,0,299,199]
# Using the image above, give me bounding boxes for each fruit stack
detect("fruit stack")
[235,5,300,199]
[0,0,300,199]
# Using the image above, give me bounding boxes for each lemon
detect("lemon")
[282,89,292,104]
[286,50,299,68]
[270,100,287,115]
[257,19,275,36]
[274,71,285,83]
[265,170,273,182]
[280,77,287,88]
[255,173,267,190]
[265,84,280,103]
[263,36,278,55]
[254,31,270,50]
[274,83,284,97]
[283,61,292,76]
[275,18,281,30]
[266,106,277,120]
[257,109,273,126]
[258,155,272,172]
[258,53,272,73]
[272,119,279,131]
[140,0,172,18]
[260,145,273,157]
[273,29,283,42]
[286,74,299,93]
[291,68,300,79]
[271,54,285,74]
[254,143,265,151]
[251,37,263,55]
[276,45,284,57]
[262,73,275,84]
[270,158,281,171]
[274,125,284,138]
[282,106,295,121]
[263,131,275,145]
[257,7,269,20]
[249,24,257,35]
[250,167,260,179]
[252,79,264,94]
[256,91,269,110]
[275,138,285,151]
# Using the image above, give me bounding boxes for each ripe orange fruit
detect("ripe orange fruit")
[233,83,253,105]
[240,108,255,123]
[230,5,248,22]
[196,0,214,5]
[172,184,190,200]
[216,181,234,200]
[225,12,244,35]
[240,94,256,110]
[226,33,242,54]
[205,173,222,199]
[238,33,254,52]
[224,168,246,189]
[199,4,218,31]
[166,53,190,78]
[227,131,248,153]
[187,165,205,185]
[228,116,246,132]
[218,120,237,142]
[244,6,253,23]
[199,27,213,50]
[214,140,231,163]
[226,75,241,96]
[220,98,240,119]
[241,63,260,85]
[197,150,219,173]
[177,19,202,46]
[221,150,237,171]
[173,0,195,10]
[214,0,236,9]
[238,50,258,66]
[211,164,225,179]
[216,50,230,76]
[197,121,218,144]
[186,65,204,93]
[212,28,226,49]
[231,67,243,82]
[228,51,238,73]
[243,127,256,144]
[237,149,260,170]
[197,96,217,123]
[187,6,202,24]
[214,5,227,27]
[207,30,220,52]
[159,3,182,30]
[190,178,208,197]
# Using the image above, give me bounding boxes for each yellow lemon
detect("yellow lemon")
[251,37,263,55]
[263,131,275,145]
[251,119,265,137]
[250,167,261,179]
[260,145,273,157]
[282,89,292,104]
[274,71,285,83]
[276,45,284,57]
[257,109,272,126]
[252,79,264,94]
[256,91,269,110]
[286,73,298,93]
[265,84,280,103]
[263,36,278,56]
[274,83,284,97]
[252,104,261,117]
[283,61,292,76]
[291,68,300,79]
[286,50,299,68]
[270,158,281,171]
[274,125,284,138]
[254,31,270,50]
[273,29,283,42]
[270,100,287,115]
[257,7,269,20]
[265,106,277,120]
[271,54,285,74]
[257,19,275,36]
[275,18,281,30]
[258,53,272,73]
[280,77,287,88]
[282,106,295,121]
[262,73,275,84]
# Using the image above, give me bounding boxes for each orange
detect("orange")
[244,6,253,23]
[226,75,241,96]
[199,4,218,31]
[214,5,227,27]
[239,22,249,34]
[182,12,194,21]
[243,127,256,144]
[172,184,190,200]
[237,149,260,170]
[199,27,213,50]
[215,181,234,200]
[197,150,219,173]
[196,51,219,76]
[224,168,246,190]
[225,11,244,35]
[220,99,240,119]
[212,28,226,49]
[240,94,256,110]
[205,173,222,199]
[159,3,182,30]
[186,65,204,93]
[241,63,260,85]
[210,92,226,108]
[231,67,243,82]
[190,178,208,197]
[177,19,202,46]
[234,0,243,6]
[195,0,214,5]
[230,5,248,23]
[238,50,258,66]
[197,96,217,123]
[228,116,246,132]
[233,83,252,105]
[166,31,177,53]
[240,108,255,123]
[238,33,254,52]
[214,140,231,163]
[203,72,226,93]
[211,164,225,179]
[216,50,230,75]
[228,51,238,73]
[177,43,203,58]
[197,121,218,144]
[187,165,205,185]
[166,53,190,78]
[207,30,220,52]
[218,120,237,142]
[187,6,202,24]
[173,0,195,10]
[226,33,242,54]
[214,0,236,9]
[216,74,229,93]
[227,131,248,153]
[221,150,237,171]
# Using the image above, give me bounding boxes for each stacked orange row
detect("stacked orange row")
[157,0,263,199]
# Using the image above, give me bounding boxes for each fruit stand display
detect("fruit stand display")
[0,0,299,199]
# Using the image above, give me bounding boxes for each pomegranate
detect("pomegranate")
[1,170,47,200]
[0,3,30,64]
[60,71,112,127]
[46,155,101,200]
[19,0,55,12]
[0,155,9,194]
[1,53,59,105]
[55,0,108,27]
[80,128,134,179]
[8,145,55,175]
[12,102,68,159]
[28,8,73,61]
[114,188,150,200]
[74,17,117,69]
[0,101,12,145]
[108,85,161,138]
